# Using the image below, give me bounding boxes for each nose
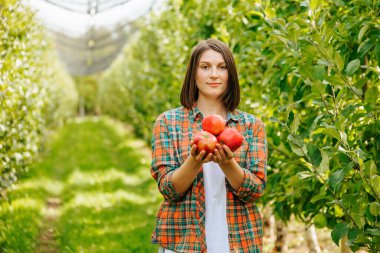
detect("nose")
[210,67,218,78]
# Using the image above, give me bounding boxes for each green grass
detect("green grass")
[0,116,162,252]
[0,198,43,252]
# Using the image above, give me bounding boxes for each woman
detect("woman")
[151,38,267,253]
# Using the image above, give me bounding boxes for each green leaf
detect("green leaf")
[309,114,324,134]
[325,75,345,86]
[310,194,331,203]
[351,201,366,229]
[339,131,348,146]
[289,142,306,156]
[285,100,302,120]
[306,143,322,167]
[312,65,326,81]
[364,159,377,178]
[332,0,345,6]
[246,10,264,18]
[357,39,375,58]
[317,58,332,67]
[287,133,304,147]
[315,127,341,140]
[333,52,344,73]
[331,222,349,246]
[367,229,380,236]
[297,171,313,179]
[317,149,329,174]
[372,175,380,197]
[290,113,300,134]
[347,227,361,241]
[369,202,380,216]
[288,134,306,156]
[328,168,349,191]
[374,44,380,67]
[358,24,370,42]
[345,59,360,76]
[309,80,326,93]
[355,234,371,244]
[365,85,379,105]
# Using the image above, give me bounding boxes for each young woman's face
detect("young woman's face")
[195,49,228,101]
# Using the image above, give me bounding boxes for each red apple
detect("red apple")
[193,131,218,154]
[202,115,226,136]
[217,127,243,152]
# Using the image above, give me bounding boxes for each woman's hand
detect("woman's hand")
[213,143,234,165]
[190,141,213,163]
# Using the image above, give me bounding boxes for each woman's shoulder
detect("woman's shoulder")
[235,109,264,125]
[156,106,188,121]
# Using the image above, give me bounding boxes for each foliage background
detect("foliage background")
[0,0,78,192]
[98,0,380,251]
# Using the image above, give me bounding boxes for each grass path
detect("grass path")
[34,197,61,253]
[1,117,162,253]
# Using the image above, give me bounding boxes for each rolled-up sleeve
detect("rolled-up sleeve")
[230,119,267,203]
[150,114,185,202]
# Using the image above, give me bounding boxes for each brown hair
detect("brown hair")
[180,38,240,111]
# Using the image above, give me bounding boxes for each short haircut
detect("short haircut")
[180,38,240,111]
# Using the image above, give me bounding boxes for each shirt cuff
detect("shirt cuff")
[230,168,250,195]
[160,171,186,202]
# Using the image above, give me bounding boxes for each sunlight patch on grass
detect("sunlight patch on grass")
[68,116,103,124]
[63,189,153,211]
[66,168,148,187]
[14,178,64,196]
[91,222,146,236]
[2,198,44,212]
[119,139,151,158]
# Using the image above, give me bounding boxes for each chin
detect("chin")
[204,92,223,100]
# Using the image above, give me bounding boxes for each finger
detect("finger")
[223,144,234,160]
[214,149,222,161]
[204,153,213,162]
[217,144,228,160]
[190,145,198,157]
[222,144,232,153]
[196,150,206,161]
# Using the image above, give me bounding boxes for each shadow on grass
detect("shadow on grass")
[58,186,160,253]
[29,117,150,180]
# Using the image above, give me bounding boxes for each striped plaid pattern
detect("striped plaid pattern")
[151,106,267,253]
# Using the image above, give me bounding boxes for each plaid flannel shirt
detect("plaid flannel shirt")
[151,106,267,253]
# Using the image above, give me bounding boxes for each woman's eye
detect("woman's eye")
[200,65,210,69]
[220,65,227,69]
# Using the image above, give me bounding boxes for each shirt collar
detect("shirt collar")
[188,106,240,123]
[227,110,239,122]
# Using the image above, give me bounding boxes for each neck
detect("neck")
[196,97,227,119]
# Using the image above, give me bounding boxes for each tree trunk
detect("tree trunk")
[275,219,288,252]
[305,224,321,253]
[79,96,85,117]
[340,236,352,253]
[263,204,275,241]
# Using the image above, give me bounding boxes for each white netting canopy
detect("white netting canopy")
[25,0,165,76]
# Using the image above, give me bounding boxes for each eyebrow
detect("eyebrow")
[199,61,226,64]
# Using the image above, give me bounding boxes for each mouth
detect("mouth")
[208,83,222,87]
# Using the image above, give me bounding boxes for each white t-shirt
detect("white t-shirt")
[159,162,229,253]
[203,161,230,253]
